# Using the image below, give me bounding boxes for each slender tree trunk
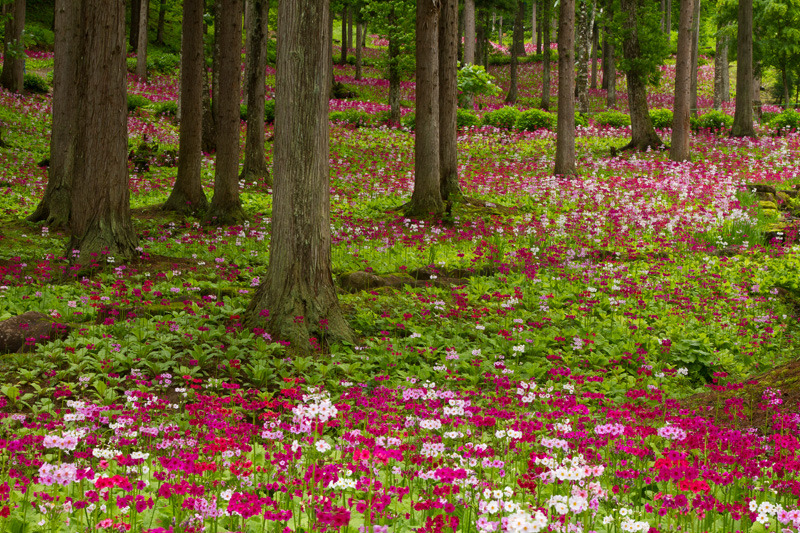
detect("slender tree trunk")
[240,0,270,185]
[28,0,78,227]
[458,6,464,63]
[347,7,353,52]
[601,28,608,90]
[619,0,662,151]
[730,0,754,137]
[722,40,729,102]
[575,0,590,113]
[246,0,352,352]
[540,0,551,110]
[553,0,576,176]
[69,0,138,265]
[665,0,672,42]
[506,0,524,104]
[537,1,543,53]
[205,0,245,225]
[340,6,348,64]
[606,36,616,107]
[498,16,503,45]
[476,13,485,68]
[243,0,252,104]
[407,0,444,219]
[464,0,476,64]
[155,0,166,44]
[211,0,221,137]
[355,22,363,80]
[130,0,141,48]
[482,10,490,69]
[689,0,700,115]
[590,21,599,89]
[753,67,762,120]
[165,0,208,214]
[670,0,694,162]
[388,35,401,123]
[136,0,149,80]
[201,69,216,152]
[1,0,26,93]
[439,0,460,202]
[531,0,537,48]
[783,65,791,109]
[713,28,728,109]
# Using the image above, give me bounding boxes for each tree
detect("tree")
[406,0,445,218]
[340,4,349,64]
[163,0,208,215]
[355,15,364,80]
[27,0,80,227]
[155,0,167,44]
[713,18,730,109]
[755,0,800,109]
[540,0,551,109]
[553,0,576,176]
[240,0,270,185]
[440,0,461,201]
[575,0,596,114]
[1,0,26,93]
[505,0,525,104]
[136,0,149,80]
[730,0,755,136]
[245,0,352,352]
[204,0,245,225]
[68,0,139,265]
[670,0,694,162]
[130,0,141,48]
[590,20,599,88]
[689,0,700,115]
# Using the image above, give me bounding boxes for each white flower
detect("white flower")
[315,439,331,453]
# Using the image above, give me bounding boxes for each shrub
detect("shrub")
[694,110,733,132]
[23,73,49,94]
[482,106,521,130]
[23,24,54,50]
[458,64,501,107]
[515,109,556,131]
[649,108,674,128]
[127,94,151,112]
[330,109,375,127]
[151,53,180,74]
[126,57,138,73]
[517,97,540,108]
[575,112,589,128]
[769,109,800,133]
[761,111,780,125]
[401,112,416,130]
[457,108,480,128]
[265,100,275,124]
[154,101,178,117]
[594,110,631,127]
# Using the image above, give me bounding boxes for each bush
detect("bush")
[23,73,49,94]
[482,106,521,130]
[154,101,178,117]
[594,110,631,128]
[151,53,180,74]
[23,24,54,50]
[126,57,138,73]
[127,94,151,112]
[575,112,589,128]
[515,109,556,131]
[457,108,481,128]
[330,109,375,127]
[265,100,275,124]
[761,111,780,125]
[517,97,540,108]
[769,109,800,133]
[649,108,674,128]
[693,110,733,132]
[401,112,415,130]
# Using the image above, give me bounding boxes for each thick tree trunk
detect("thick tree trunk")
[590,21,599,89]
[713,29,728,109]
[388,35,401,123]
[69,0,138,265]
[201,70,216,153]
[211,0,221,138]
[204,0,245,225]
[670,0,694,162]
[130,0,141,48]
[136,0,149,80]
[553,0,576,176]
[28,0,78,227]
[540,0,551,110]
[606,37,616,107]
[464,0,476,64]
[407,0,444,219]
[730,0,755,137]
[1,0,26,93]
[340,6,348,64]
[240,0,270,185]
[164,0,208,214]
[575,0,591,114]
[155,0,166,44]
[506,0,524,104]
[245,0,352,352]
[619,0,662,151]
[355,21,363,80]
[439,0,460,201]
[689,0,699,115]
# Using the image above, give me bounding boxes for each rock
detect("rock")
[759,200,779,211]
[0,311,71,354]
[339,271,421,293]
[745,183,777,194]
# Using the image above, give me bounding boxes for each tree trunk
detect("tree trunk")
[575,0,590,114]
[713,28,728,109]
[665,0,672,43]
[240,0,270,185]
[753,68,762,120]
[482,10,490,69]
[201,68,216,153]
[537,1,543,53]
[439,0,460,202]
[1,0,26,93]
[464,0,476,64]
[531,0,537,48]
[730,0,755,137]
[243,0,252,104]
[553,0,576,176]
[204,0,245,225]
[476,14,485,68]
[540,0,551,109]
[211,0,221,138]
[619,0,662,151]
[130,0,141,48]
[670,0,694,162]
[388,35,401,123]
[606,36,616,107]
[590,20,599,89]
[245,0,352,352]
[28,0,78,227]
[458,6,464,63]
[340,6,348,64]
[69,0,139,265]
[689,0,699,115]
[407,0,444,219]
[164,0,208,215]
[506,0,524,105]
[355,21,363,80]
[155,0,166,44]
[136,0,149,80]
[601,29,608,90]
[347,6,353,52]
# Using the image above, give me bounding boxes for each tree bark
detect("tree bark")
[713,28,728,109]
[155,0,166,44]
[689,0,699,115]
[204,0,245,225]
[347,6,353,52]
[439,0,460,201]
[606,35,616,107]
[69,0,139,265]
[670,0,694,162]
[355,21,363,80]
[540,0,551,110]
[553,0,576,176]
[245,0,352,352]
[506,0,524,105]
[240,0,270,185]
[464,0,476,64]
[407,0,444,219]
[531,0,537,48]
[136,0,149,80]
[340,6,348,64]
[211,0,221,139]
[28,0,78,227]
[665,0,672,43]
[575,0,591,114]
[164,0,208,215]
[130,0,141,49]
[730,0,755,137]
[619,0,662,151]
[590,20,599,89]
[1,0,26,93]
